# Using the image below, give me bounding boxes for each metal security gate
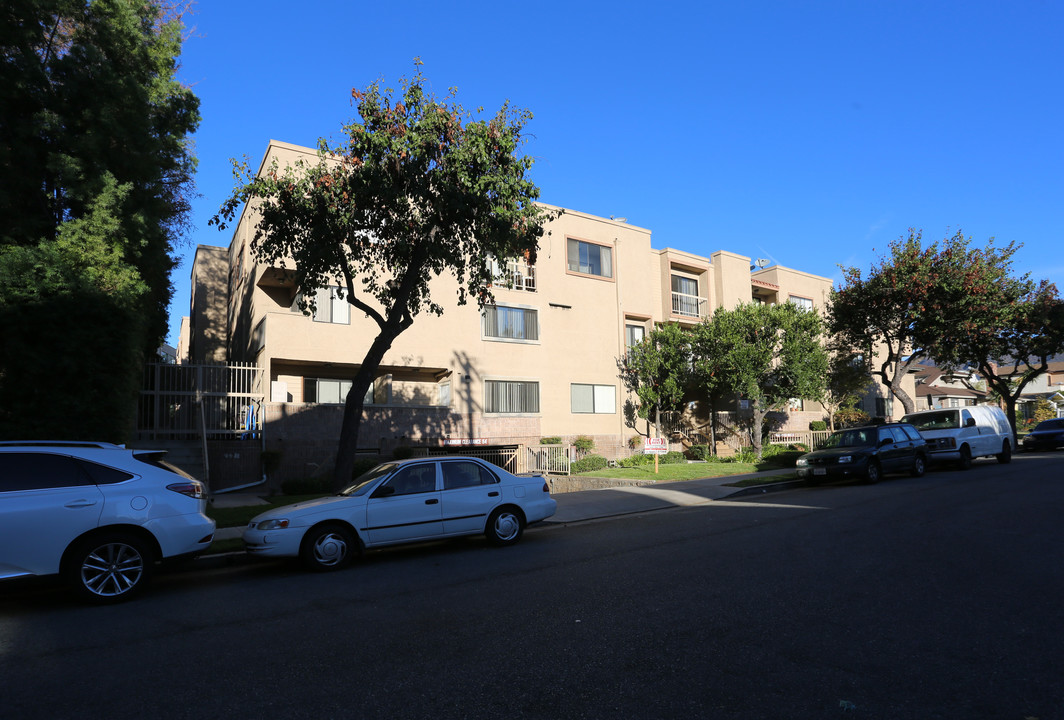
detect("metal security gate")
[416,446,521,474]
[137,363,265,491]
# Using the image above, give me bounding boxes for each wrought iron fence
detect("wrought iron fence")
[525,444,571,475]
[138,362,264,440]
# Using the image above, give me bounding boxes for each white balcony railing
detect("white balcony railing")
[671,292,706,318]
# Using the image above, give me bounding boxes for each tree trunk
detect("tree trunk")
[751,402,766,460]
[332,329,400,491]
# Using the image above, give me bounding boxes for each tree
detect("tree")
[616,323,691,439]
[694,302,828,460]
[213,63,551,489]
[822,341,874,431]
[830,229,959,416]
[0,0,199,440]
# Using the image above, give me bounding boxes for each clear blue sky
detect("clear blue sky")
[168,0,1064,347]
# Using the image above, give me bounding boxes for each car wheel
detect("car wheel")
[486,506,525,546]
[300,523,356,572]
[996,440,1012,464]
[911,454,927,478]
[865,461,881,484]
[65,533,153,604]
[958,444,973,470]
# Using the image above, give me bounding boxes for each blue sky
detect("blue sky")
[168,0,1064,346]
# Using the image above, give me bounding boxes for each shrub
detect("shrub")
[619,453,654,468]
[573,436,595,455]
[769,450,804,468]
[571,454,608,473]
[661,450,686,464]
[788,443,809,452]
[688,444,712,461]
[628,435,642,450]
[809,420,827,431]
[540,436,562,445]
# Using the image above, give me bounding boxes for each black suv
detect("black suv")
[796,423,929,484]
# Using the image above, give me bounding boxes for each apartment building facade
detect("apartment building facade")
[186,140,851,478]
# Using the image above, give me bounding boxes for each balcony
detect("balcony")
[671,292,707,319]
[490,258,536,292]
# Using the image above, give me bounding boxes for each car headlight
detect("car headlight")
[796,457,808,467]
[838,455,852,464]
[254,518,290,530]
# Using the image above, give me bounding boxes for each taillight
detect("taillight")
[167,481,206,499]
[542,482,550,494]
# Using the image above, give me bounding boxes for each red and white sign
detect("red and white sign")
[643,438,668,455]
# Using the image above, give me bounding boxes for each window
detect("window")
[0,453,93,492]
[483,305,539,341]
[788,295,814,311]
[875,396,894,419]
[438,381,451,408]
[567,238,613,278]
[441,461,498,490]
[625,323,646,349]
[312,287,350,324]
[303,378,372,404]
[379,463,438,496]
[788,398,804,412]
[571,384,616,414]
[671,275,701,317]
[485,380,540,414]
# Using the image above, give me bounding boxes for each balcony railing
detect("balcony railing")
[672,292,706,318]
[490,258,536,292]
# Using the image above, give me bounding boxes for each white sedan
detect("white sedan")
[244,457,557,570]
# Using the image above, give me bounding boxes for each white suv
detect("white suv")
[0,442,215,603]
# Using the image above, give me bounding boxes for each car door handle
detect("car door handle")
[65,499,98,508]
[425,498,439,505]
[488,491,499,497]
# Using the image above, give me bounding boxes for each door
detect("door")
[876,428,907,472]
[0,453,104,577]
[364,462,443,546]
[439,460,502,535]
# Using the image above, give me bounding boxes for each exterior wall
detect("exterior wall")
[207,139,885,478]
[186,245,228,365]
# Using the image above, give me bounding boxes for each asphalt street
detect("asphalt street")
[1,452,1062,719]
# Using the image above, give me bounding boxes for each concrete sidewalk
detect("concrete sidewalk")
[207,469,803,544]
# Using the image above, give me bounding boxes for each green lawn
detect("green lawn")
[207,493,327,529]
[576,458,798,485]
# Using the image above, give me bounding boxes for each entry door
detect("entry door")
[365,462,443,545]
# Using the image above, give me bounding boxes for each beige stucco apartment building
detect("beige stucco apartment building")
[184,140,906,477]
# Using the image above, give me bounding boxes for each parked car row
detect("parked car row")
[796,406,1018,485]
[0,444,556,604]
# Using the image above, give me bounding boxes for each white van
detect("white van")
[901,406,1013,468]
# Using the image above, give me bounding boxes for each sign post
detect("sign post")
[643,437,668,473]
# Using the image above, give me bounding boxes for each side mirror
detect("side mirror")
[880,438,893,447]
[371,484,395,498]
[965,417,976,427]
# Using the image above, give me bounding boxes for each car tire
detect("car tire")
[486,506,525,547]
[65,532,153,604]
[300,523,356,572]
[958,444,973,470]
[996,440,1012,464]
[911,454,927,478]
[865,461,881,484]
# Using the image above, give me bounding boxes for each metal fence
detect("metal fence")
[416,445,522,474]
[138,362,265,440]
[526,444,571,475]
[769,429,833,449]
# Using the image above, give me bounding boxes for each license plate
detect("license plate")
[813,468,827,476]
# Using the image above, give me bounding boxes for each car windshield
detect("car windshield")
[822,429,874,448]
[339,462,399,496]
[902,410,958,431]
[1034,418,1064,431]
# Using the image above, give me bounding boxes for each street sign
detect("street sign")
[643,438,668,455]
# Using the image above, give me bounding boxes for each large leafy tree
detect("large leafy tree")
[0,0,200,440]
[213,64,551,488]
[919,235,1064,438]
[695,302,827,459]
[830,230,951,416]
[616,323,691,439]
[822,341,874,431]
